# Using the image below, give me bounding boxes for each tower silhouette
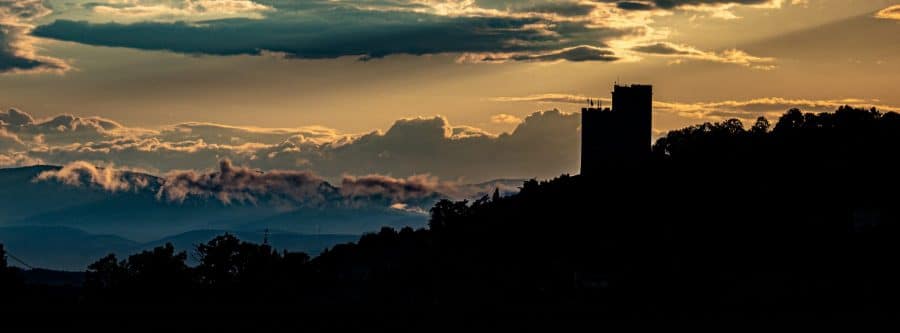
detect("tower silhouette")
[581,84,652,177]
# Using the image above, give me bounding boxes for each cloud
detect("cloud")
[0,107,34,127]
[156,159,331,205]
[654,97,900,120]
[517,1,598,17]
[6,107,580,182]
[389,202,428,214]
[34,160,150,192]
[477,0,778,14]
[0,108,148,146]
[490,93,598,104]
[9,93,900,185]
[34,159,480,212]
[460,45,620,63]
[0,0,70,74]
[18,95,900,185]
[875,5,900,21]
[157,122,345,146]
[491,93,900,122]
[46,159,522,213]
[631,42,697,55]
[490,114,523,124]
[11,0,793,67]
[0,151,41,167]
[603,0,780,13]
[511,45,620,62]
[305,110,581,181]
[634,0,774,9]
[451,125,495,139]
[85,0,273,22]
[630,42,775,69]
[598,0,793,20]
[341,174,445,205]
[0,0,797,76]
[616,2,656,11]
[0,128,24,151]
[33,2,633,63]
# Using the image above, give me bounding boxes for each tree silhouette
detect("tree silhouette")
[194,233,283,301]
[0,244,15,304]
[0,244,6,270]
[84,243,191,304]
[15,105,900,317]
[751,116,770,135]
[85,254,126,290]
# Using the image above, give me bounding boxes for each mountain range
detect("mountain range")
[0,165,522,270]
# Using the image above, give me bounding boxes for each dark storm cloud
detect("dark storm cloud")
[0,0,69,73]
[602,0,774,10]
[616,2,655,11]
[650,0,772,9]
[4,0,793,72]
[32,2,630,62]
[0,37,42,72]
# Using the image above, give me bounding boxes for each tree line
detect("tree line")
[3,105,900,318]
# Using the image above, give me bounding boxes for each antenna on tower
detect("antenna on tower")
[263,227,270,246]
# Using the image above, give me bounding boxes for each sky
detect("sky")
[1,0,899,182]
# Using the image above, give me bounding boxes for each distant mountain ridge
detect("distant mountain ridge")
[0,165,431,240]
[0,164,524,270]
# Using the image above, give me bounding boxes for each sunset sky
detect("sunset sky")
[1,0,899,181]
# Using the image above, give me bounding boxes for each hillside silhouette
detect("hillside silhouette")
[3,106,900,319]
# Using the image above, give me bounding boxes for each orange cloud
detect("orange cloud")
[630,42,776,70]
[875,5,900,20]
[490,114,524,125]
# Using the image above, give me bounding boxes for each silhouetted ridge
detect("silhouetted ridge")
[4,106,900,319]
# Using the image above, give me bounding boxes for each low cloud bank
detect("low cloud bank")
[33,159,514,212]
[2,108,581,182]
[34,161,150,192]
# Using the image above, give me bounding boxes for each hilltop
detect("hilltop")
[4,105,900,318]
